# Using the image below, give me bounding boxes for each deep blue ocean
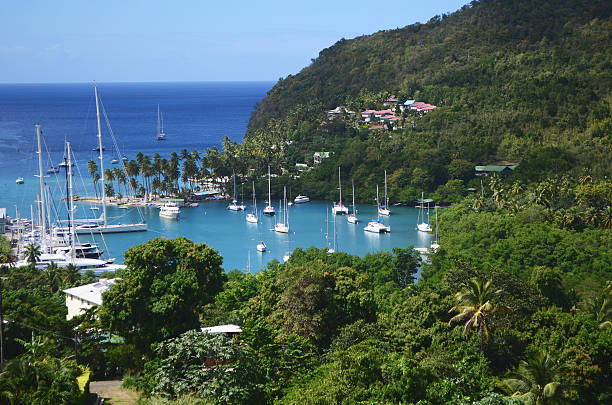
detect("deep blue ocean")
[0,82,435,272]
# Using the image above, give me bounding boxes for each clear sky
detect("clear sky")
[1,0,470,83]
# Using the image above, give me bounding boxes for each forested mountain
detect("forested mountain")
[248,0,611,177]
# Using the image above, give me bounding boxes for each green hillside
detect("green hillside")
[248,0,611,178]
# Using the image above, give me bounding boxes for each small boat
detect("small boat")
[188,202,199,207]
[364,220,391,233]
[156,105,166,141]
[378,170,391,216]
[283,253,291,263]
[294,195,310,204]
[417,192,432,232]
[47,166,60,174]
[90,206,100,211]
[246,182,258,223]
[348,179,358,224]
[332,167,349,215]
[122,156,128,162]
[15,177,24,184]
[430,205,440,251]
[364,185,390,233]
[227,171,246,211]
[110,158,119,164]
[117,204,130,210]
[256,241,266,252]
[92,146,105,152]
[263,166,275,216]
[274,187,290,233]
[159,202,180,219]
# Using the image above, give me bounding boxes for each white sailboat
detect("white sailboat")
[332,167,349,215]
[246,182,258,223]
[75,86,147,234]
[417,191,432,232]
[263,165,275,216]
[348,179,358,224]
[15,139,125,274]
[227,171,246,211]
[15,177,24,184]
[378,170,391,216]
[256,241,266,252]
[364,184,390,233]
[274,187,290,233]
[431,205,440,251]
[156,105,166,140]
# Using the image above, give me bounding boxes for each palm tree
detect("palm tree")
[449,278,505,352]
[87,159,99,199]
[24,243,41,265]
[499,351,564,404]
[42,262,61,292]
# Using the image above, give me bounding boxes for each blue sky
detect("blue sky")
[1,0,470,83]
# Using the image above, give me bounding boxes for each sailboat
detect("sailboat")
[246,182,258,223]
[417,191,432,232]
[227,171,246,211]
[332,167,349,215]
[263,165,275,215]
[430,205,440,251]
[15,137,125,274]
[257,241,267,252]
[156,105,166,140]
[15,177,24,184]
[364,184,390,233]
[274,187,290,233]
[74,86,147,234]
[348,179,358,224]
[378,170,391,216]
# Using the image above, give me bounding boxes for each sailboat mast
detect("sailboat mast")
[338,167,342,205]
[67,141,76,261]
[35,125,46,250]
[384,170,388,207]
[267,166,271,206]
[376,184,380,221]
[157,104,160,136]
[252,182,256,213]
[94,85,107,227]
[352,179,356,214]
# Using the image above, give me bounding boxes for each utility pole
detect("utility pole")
[0,276,8,370]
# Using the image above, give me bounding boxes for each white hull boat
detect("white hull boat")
[364,221,391,233]
[159,203,180,219]
[257,241,266,252]
[294,195,310,204]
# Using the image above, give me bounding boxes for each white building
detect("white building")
[201,324,243,336]
[63,278,117,320]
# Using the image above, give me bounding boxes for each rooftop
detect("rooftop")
[201,324,243,334]
[63,278,117,306]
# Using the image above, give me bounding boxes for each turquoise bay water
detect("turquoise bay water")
[0,82,436,272]
[78,201,435,272]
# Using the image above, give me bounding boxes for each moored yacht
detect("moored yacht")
[159,202,180,219]
[294,195,310,204]
[274,187,290,233]
[332,167,349,215]
[227,171,246,211]
[378,170,391,216]
[15,177,24,184]
[417,192,432,232]
[263,166,275,216]
[348,179,358,224]
[246,182,258,223]
[256,241,266,252]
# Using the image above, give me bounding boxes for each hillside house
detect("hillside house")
[313,151,332,164]
[399,100,415,112]
[327,106,355,120]
[475,164,518,176]
[383,95,398,107]
[63,278,117,320]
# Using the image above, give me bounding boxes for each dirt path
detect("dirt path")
[89,380,139,405]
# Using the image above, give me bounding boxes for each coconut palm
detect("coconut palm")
[87,159,99,199]
[499,351,564,404]
[24,243,41,265]
[449,278,505,351]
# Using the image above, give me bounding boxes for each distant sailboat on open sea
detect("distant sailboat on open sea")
[156,104,166,140]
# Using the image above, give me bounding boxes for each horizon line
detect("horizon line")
[0,80,278,85]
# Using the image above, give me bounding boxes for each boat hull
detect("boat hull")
[75,223,148,234]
